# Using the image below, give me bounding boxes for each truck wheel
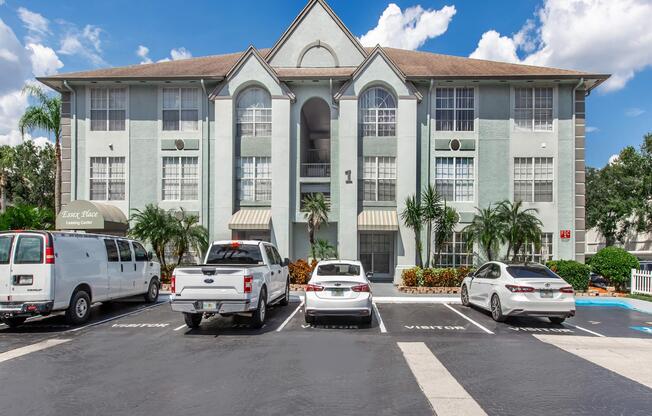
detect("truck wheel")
[183,312,202,329]
[279,279,290,306]
[144,279,159,303]
[549,317,565,324]
[65,290,91,325]
[250,289,267,329]
[1,316,27,328]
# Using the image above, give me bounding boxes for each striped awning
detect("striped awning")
[228,209,272,230]
[357,210,399,231]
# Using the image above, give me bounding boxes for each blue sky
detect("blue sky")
[1,0,650,167]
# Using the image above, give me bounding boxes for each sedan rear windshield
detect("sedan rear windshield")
[205,244,263,265]
[316,264,361,276]
[507,265,559,279]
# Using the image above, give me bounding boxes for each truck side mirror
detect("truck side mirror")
[147,251,154,261]
[283,258,291,267]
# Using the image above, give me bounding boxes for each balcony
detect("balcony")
[300,97,331,178]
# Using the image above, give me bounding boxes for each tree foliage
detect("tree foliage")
[0,141,55,210]
[496,200,543,260]
[0,204,54,231]
[421,184,443,268]
[462,204,505,262]
[302,193,330,259]
[401,194,424,267]
[434,203,459,267]
[587,246,639,291]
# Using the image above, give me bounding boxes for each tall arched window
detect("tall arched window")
[236,87,272,137]
[360,87,396,137]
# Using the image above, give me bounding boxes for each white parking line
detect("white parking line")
[173,324,187,331]
[0,338,71,364]
[373,302,387,333]
[565,323,606,337]
[276,299,304,332]
[398,342,487,416]
[443,303,494,335]
[65,302,167,333]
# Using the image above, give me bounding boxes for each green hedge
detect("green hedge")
[402,267,472,287]
[588,247,639,291]
[546,260,590,291]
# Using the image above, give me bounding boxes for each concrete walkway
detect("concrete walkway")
[575,296,652,315]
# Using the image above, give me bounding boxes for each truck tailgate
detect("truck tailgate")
[174,266,247,301]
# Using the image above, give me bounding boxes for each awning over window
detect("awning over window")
[55,200,128,233]
[229,209,272,230]
[357,210,399,231]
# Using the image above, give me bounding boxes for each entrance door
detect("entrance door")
[359,232,394,280]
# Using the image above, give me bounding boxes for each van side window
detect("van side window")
[104,239,119,262]
[14,235,43,264]
[132,242,148,262]
[0,235,13,264]
[116,240,132,262]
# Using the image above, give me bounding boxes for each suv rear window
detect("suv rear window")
[507,265,559,279]
[205,243,263,265]
[0,235,13,264]
[14,235,43,264]
[316,263,361,276]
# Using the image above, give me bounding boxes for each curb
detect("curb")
[575,297,652,315]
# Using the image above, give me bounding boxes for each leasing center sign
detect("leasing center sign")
[56,201,104,229]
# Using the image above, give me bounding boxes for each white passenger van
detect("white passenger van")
[0,231,161,328]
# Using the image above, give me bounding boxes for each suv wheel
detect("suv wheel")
[66,290,91,325]
[184,312,202,329]
[250,289,267,329]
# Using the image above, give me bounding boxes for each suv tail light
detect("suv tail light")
[243,275,253,293]
[351,284,370,293]
[305,284,324,292]
[171,274,176,294]
[505,284,535,293]
[559,286,574,294]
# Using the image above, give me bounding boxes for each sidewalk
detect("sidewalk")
[575,296,652,315]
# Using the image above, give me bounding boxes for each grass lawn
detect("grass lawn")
[628,293,652,303]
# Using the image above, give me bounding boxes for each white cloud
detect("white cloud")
[26,43,63,76]
[156,47,193,63]
[136,45,152,64]
[585,126,599,133]
[17,7,50,42]
[624,108,645,117]
[359,3,456,50]
[469,0,652,92]
[58,23,104,66]
[608,154,620,165]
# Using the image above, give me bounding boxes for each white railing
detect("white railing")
[631,269,652,295]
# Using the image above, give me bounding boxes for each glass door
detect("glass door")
[359,232,394,280]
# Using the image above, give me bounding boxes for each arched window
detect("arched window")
[360,87,396,137]
[236,87,272,137]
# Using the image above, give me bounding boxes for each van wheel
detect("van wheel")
[250,289,267,329]
[1,316,27,328]
[65,290,91,325]
[144,279,159,303]
[279,279,290,306]
[183,312,202,329]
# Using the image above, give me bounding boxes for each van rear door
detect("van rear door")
[9,233,52,303]
[0,234,15,302]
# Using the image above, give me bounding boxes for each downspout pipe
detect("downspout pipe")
[63,81,77,202]
[572,77,584,261]
[200,79,210,235]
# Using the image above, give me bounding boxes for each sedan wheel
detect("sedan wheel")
[461,285,470,307]
[490,294,506,322]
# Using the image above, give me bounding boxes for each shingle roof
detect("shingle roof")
[37,46,608,90]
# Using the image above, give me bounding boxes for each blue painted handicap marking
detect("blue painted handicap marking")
[630,326,652,335]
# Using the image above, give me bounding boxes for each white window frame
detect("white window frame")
[437,232,473,267]
[513,157,554,203]
[161,156,199,201]
[514,87,554,132]
[518,232,554,264]
[161,87,200,132]
[89,87,127,132]
[361,156,397,202]
[236,87,272,138]
[359,87,397,138]
[237,156,272,202]
[89,156,126,201]
[434,157,475,202]
[434,87,475,132]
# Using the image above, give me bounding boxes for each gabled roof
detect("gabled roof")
[265,0,368,64]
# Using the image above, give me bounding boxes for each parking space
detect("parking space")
[377,303,493,335]
[279,301,379,333]
[569,305,652,338]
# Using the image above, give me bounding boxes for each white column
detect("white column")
[271,97,292,258]
[337,99,359,259]
[213,98,234,241]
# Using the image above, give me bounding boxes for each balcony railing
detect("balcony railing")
[301,163,331,177]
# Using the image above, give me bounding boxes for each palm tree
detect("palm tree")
[401,195,424,267]
[421,184,442,267]
[462,204,505,262]
[19,85,61,213]
[170,208,209,266]
[129,204,176,271]
[434,203,459,267]
[302,193,329,259]
[497,200,543,261]
[312,239,337,260]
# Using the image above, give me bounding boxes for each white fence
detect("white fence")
[631,269,652,295]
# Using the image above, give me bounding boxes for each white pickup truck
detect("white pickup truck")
[170,240,291,329]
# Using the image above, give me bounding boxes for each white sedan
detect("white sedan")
[304,260,373,325]
[460,261,575,324]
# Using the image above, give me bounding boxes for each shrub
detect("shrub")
[588,247,639,291]
[288,259,317,285]
[402,267,421,287]
[546,260,590,291]
[402,267,472,287]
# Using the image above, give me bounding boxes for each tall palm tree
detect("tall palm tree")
[129,204,176,271]
[171,208,209,266]
[462,204,505,262]
[421,184,442,267]
[19,85,61,213]
[401,194,423,267]
[497,200,543,261]
[434,203,459,267]
[302,193,329,259]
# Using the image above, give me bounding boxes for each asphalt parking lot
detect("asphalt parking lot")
[1,296,651,416]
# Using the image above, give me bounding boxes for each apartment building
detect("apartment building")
[39,0,608,282]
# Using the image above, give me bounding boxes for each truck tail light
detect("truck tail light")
[305,284,324,292]
[244,275,253,293]
[171,274,176,294]
[505,284,535,293]
[351,284,370,292]
[559,286,574,294]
